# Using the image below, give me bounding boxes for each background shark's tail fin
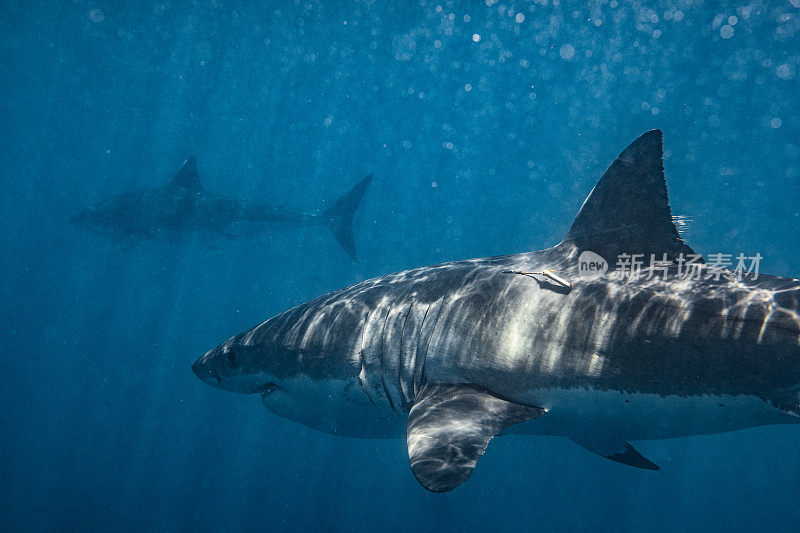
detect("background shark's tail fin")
[323,174,373,260]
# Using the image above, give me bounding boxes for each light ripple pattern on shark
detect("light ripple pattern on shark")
[193,130,800,492]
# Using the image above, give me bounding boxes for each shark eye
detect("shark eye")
[225,347,236,362]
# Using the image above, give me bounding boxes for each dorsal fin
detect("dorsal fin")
[560,130,697,263]
[170,156,201,190]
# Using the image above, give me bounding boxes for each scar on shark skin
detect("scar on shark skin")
[503,269,574,293]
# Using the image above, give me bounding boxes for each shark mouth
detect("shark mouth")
[261,383,279,396]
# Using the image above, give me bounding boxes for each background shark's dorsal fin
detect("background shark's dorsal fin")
[170,156,201,190]
[560,130,697,263]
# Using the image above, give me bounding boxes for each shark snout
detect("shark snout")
[192,350,223,389]
[193,342,284,395]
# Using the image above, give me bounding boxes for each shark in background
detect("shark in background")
[71,157,373,259]
[193,130,800,492]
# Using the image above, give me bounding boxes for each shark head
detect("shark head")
[191,311,378,435]
[192,339,284,395]
[71,199,146,244]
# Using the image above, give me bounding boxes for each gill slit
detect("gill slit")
[412,304,432,399]
[397,302,414,410]
[358,309,376,406]
[420,299,446,392]
[379,306,397,413]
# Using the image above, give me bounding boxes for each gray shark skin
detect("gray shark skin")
[193,130,800,492]
[71,157,372,259]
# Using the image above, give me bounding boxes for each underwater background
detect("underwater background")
[1,1,799,531]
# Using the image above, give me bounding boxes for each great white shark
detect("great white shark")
[71,157,372,259]
[193,130,800,492]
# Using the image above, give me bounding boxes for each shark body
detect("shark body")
[193,131,800,492]
[72,157,372,259]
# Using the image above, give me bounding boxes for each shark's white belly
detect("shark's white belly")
[509,388,798,441]
[262,376,406,438]
[265,375,791,442]
[264,376,798,441]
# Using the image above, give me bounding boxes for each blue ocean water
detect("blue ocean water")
[1,1,799,531]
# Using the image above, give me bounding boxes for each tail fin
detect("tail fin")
[323,174,373,260]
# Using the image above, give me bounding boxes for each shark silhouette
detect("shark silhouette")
[71,157,372,259]
[193,131,800,492]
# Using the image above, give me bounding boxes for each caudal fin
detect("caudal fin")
[322,174,373,260]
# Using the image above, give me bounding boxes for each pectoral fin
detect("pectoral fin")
[406,384,545,492]
[570,434,659,470]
